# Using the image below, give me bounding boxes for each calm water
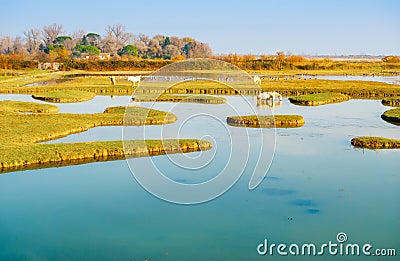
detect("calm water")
[303,75,400,85]
[0,94,399,260]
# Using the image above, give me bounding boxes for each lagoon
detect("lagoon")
[0,94,399,260]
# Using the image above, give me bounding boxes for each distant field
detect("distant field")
[0,69,399,98]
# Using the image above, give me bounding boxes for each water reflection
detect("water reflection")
[256,99,282,109]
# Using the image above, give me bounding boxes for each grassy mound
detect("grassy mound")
[351,136,400,149]
[381,107,400,125]
[0,100,59,113]
[289,93,350,106]
[226,115,305,128]
[132,94,226,104]
[32,90,95,103]
[0,100,212,172]
[382,97,400,107]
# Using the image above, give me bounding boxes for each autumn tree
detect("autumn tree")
[42,23,64,46]
[0,36,13,54]
[24,28,41,55]
[102,24,133,54]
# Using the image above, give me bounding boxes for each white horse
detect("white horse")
[257,91,283,102]
[257,92,272,101]
[127,76,141,87]
[269,91,283,101]
[253,76,261,85]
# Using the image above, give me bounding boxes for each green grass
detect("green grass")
[289,93,350,106]
[226,115,305,128]
[260,78,400,99]
[381,107,400,125]
[133,94,227,103]
[0,74,134,95]
[0,100,212,172]
[0,101,177,145]
[0,100,59,113]
[1,70,400,99]
[1,139,212,172]
[382,97,400,107]
[351,136,400,149]
[32,90,96,103]
[136,79,257,95]
[0,71,76,88]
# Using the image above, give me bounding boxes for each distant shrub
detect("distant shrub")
[382,56,400,63]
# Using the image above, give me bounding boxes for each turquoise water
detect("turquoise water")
[0,95,399,260]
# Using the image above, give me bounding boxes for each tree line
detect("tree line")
[0,23,213,62]
[0,23,399,71]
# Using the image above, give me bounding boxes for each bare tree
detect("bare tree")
[63,38,75,51]
[72,29,86,45]
[0,36,13,54]
[103,24,133,54]
[148,37,163,58]
[170,36,183,49]
[163,44,181,59]
[42,23,64,45]
[12,36,27,54]
[138,33,149,45]
[100,34,116,54]
[24,28,41,55]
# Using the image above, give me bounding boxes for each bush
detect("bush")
[382,56,400,63]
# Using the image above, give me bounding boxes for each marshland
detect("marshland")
[1,5,399,258]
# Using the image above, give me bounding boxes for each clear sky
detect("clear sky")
[1,0,399,55]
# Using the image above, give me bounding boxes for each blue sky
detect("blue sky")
[1,0,399,55]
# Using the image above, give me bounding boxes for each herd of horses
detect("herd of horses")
[110,75,283,106]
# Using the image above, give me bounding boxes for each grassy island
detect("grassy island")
[32,90,95,103]
[226,115,305,128]
[351,136,400,149]
[381,107,400,125]
[289,93,350,106]
[0,100,212,172]
[382,97,400,107]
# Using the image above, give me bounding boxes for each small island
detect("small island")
[351,136,400,149]
[382,97,400,107]
[32,90,96,103]
[226,115,305,128]
[381,107,400,125]
[289,93,350,106]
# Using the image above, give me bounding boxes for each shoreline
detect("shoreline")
[0,140,212,173]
